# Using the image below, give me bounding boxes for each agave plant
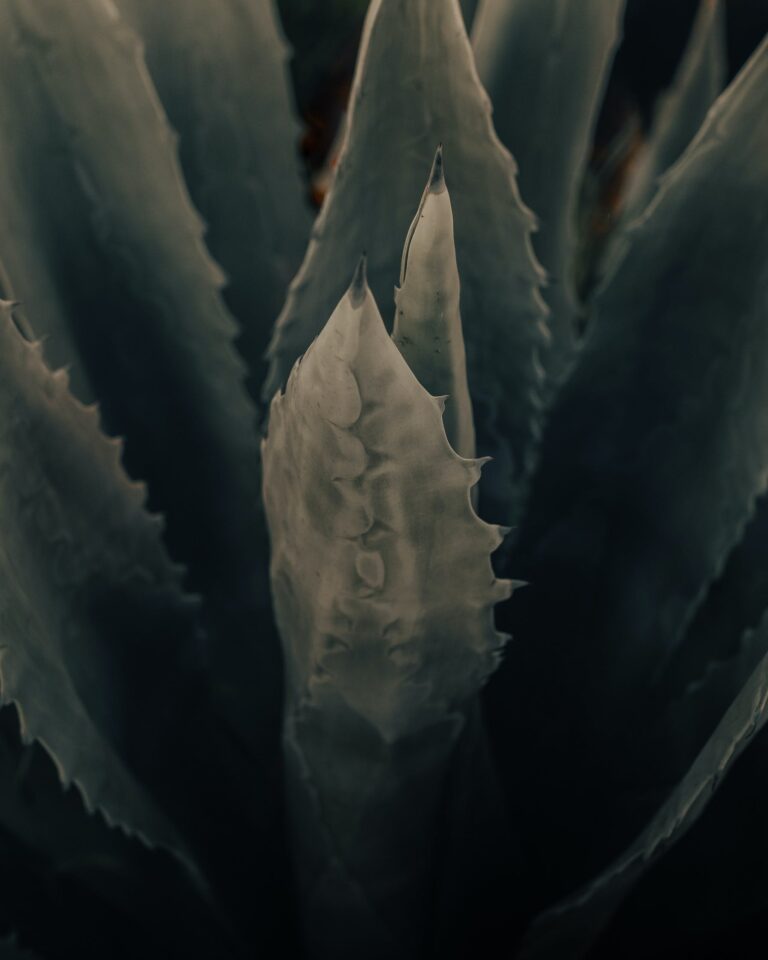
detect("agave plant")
[0,0,767,957]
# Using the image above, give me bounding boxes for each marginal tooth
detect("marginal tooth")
[466,455,492,485]
[490,578,515,603]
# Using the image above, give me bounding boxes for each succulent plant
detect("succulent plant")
[0,0,766,958]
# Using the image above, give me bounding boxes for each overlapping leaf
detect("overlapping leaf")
[116,0,312,391]
[265,0,547,520]
[0,707,227,960]
[393,147,475,461]
[0,301,192,855]
[518,614,768,960]
[472,0,625,379]
[622,0,726,225]
[0,0,264,605]
[489,31,768,903]
[263,260,511,957]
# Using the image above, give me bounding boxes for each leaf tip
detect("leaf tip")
[348,253,368,307]
[428,143,446,194]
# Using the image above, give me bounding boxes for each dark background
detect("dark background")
[274,0,768,203]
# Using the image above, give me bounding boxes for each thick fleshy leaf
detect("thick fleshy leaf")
[472,0,625,380]
[517,615,768,960]
[263,261,512,957]
[0,707,231,960]
[0,302,192,855]
[116,0,312,391]
[0,301,292,949]
[662,490,768,701]
[488,32,768,903]
[622,0,726,224]
[0,0,265,605]
[265,0,547,520]
[393,146,475,461]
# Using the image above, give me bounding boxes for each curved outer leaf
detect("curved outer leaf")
[489,32,768,901]
[517,615,768,960]
[472,0,625,381]
[664,492,768,698]
[622,0,726,225]
[265,0,547,521]
[0,302,192,856]
[262,261,511,956]
[393,146,475,462]
[0,707,231,960]
[0,0,264,603]
[115,0,312,388]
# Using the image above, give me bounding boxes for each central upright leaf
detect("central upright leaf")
[263,259,511,957]
[265,0,547,519]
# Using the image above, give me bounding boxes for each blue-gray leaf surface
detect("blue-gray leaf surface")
[116,0,312,392]
[489,30,768,904]
[265,0,547,521]
[621,0,726,225]
[517,614,768,960]
[472,0,625,381]
[0,0,265,607]
[0,302,192,856]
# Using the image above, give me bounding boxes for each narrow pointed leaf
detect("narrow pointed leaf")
[622,0,726,223]
[263,262,511,956]
[0,0,265,604]
[489,33,768,900]
[265,0,547,520]
[393,146,476,461]
[0,707,230,960]
[517,615,768,960]
[116,0,312,388]
[0,303,191,855]
[662,490,768,700]
[472,0,625,379]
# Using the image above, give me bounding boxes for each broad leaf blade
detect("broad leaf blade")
[116,0,312,391]
[517,615,768,960]
[263,261,511,955]
[0,303,192,855]
[490,32,768,903]
[622,0,726,224]
[472,0,625,380]
[0,707,231,960]
[265,0,547,521]
[0,0,265,604]
[662,490,768,700]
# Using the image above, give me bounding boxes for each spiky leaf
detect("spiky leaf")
[472,0,625,378]
[622,0,726,224]
[0,0,264,604]
[393,146,475,461]
[116,0,312,389]
[263,261,511,956]
[518,614,768,960]
[0,707,228,960]
[0,302,191,854]
[489,32,768,902]
[265,0,546,520]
